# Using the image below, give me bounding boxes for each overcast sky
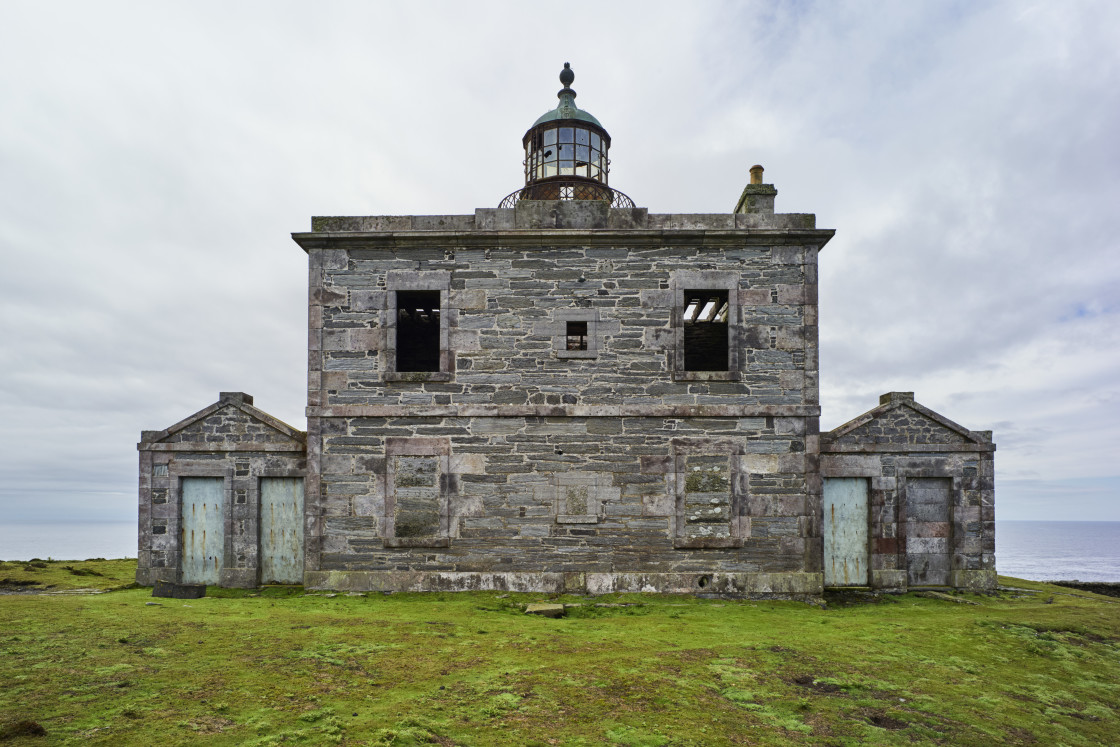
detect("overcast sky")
[1,0,1117,527]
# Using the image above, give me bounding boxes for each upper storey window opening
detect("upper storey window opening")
[396,290,441,372]
[683,290,730,371]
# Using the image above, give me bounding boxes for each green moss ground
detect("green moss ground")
[2,561,1118,745]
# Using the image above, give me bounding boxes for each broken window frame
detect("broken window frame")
[670,271,740,381]
[682,289,731,372]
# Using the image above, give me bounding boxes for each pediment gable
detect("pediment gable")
[141,393,305,449]
[825,393,990,449]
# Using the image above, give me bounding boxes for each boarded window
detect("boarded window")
[392,456,441,537]
[681,455,732,540]
[683,290,729,371]
[396,290,440,372]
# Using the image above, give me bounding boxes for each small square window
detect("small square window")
[566,321,588,351]
[554,311,598,359]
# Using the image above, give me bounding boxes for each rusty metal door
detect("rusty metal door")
[181,477,224,585]
[823,477,869,587]
[260,478,304,584]
[905,477,951,586]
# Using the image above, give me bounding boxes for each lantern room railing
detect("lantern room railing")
[499,181,636,209]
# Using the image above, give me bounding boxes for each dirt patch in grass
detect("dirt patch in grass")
[0,720,47,739]
[864,710,908,730]
[791,674,842,694]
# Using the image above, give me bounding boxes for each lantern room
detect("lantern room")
[500,63,633,207]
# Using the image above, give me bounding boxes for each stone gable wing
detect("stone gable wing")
[159,404,305,448]
[831,405,971,447]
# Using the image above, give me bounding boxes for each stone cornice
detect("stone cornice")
[307,404,819,418]
[291,228,835,253]
[137,442,307,453]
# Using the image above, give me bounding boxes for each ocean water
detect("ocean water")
[995,521,1120,583]
[1,520,1118,583]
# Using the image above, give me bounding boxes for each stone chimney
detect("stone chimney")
[879,392,915,406]
[733,165,777,214]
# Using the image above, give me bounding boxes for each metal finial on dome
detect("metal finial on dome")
[558,62,575,98]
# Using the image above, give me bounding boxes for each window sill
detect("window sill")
[673,537,744,549]
[556,515,600,524]
[556,351,598,360]
[383,537,451,548]
[672,371,740,382]
[383,372,453,383]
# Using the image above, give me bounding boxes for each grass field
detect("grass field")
[2,559,1118,745]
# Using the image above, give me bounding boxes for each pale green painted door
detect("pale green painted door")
[260,478,304,584]
[181,477,224,585]
[823,477,869,587]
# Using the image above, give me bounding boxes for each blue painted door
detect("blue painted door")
[260,478,304,584]
[823,477,869,587]
[181,477,224,585]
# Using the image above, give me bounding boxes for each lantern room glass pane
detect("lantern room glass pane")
[590,132,600,150]
[559,127,574,143]
[576,145,589,163]
[576,128,589,145]
[544,128,557,146]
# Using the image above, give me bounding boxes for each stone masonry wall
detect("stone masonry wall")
[293,206,834,596]
[305,236,819,411]
[311,415,814,591]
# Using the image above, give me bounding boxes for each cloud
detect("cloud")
[1,1,1118,523]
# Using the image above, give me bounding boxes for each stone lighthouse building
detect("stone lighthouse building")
[136,65,997,596]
